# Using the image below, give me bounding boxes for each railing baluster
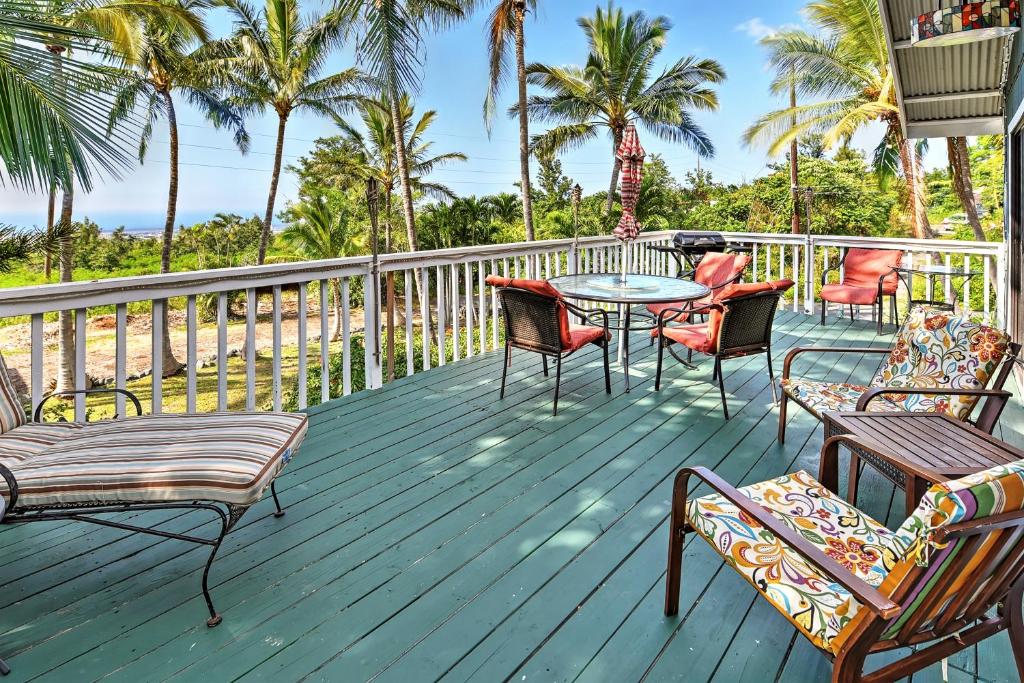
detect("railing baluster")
[420,269,431,371]
[75,307,86,421]
[514,255,520,279]
[464,261,474,358]
[363,270,382,390]
[115,304,127,416]
[792,245,799,312]
[320,280,330,403]
[246,287,257,410]
[944,254,953,305]
[217,292,228,411]
[342,277,352,395]
[477,261,486,354]
[186,296,197,413]
[151,299,163,414]
[436,265,446,366]
[452,265,460,362]
[752,244,759,280]
[405,270,414,375]
[962,255,970,314]
[545,252,551,279]
[272,285,282,410]
[30,313,43,416]
[297,282,308,410]
[984,256,992,322]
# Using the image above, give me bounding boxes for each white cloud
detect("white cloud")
[734,17,803,41]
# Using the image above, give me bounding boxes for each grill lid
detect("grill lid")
[672,231,726,251]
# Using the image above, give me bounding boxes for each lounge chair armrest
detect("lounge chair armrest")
[675,466,902,618]
[0,462,18,511]
[782,346,892,379]
[34,388,145,422]
[856,387,1013,412]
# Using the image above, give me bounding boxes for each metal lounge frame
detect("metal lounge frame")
[496,287,611,416]
[778,341,1021,444]
[0,388,288,632]
[820,249,901,334]
[654,288,785,419]
[664,457,1024,682]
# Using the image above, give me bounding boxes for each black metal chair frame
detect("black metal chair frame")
[0,388,288,638]
[820,249,900,334]
[654,288,785,420]
[496,287,612,416]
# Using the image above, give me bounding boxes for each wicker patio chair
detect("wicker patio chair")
[820,247,902,333]
[645,251,751,323]
[486,276,611,416]
[652,279,794,419]
[779,306,1019,444]
[0,353,308,630]
[665,451,1024,682]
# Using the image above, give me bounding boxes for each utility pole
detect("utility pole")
[789,69,801,234]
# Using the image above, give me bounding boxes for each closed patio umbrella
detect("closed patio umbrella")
[613,123,645,282]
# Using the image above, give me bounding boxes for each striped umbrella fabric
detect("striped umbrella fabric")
[612,123,646,242]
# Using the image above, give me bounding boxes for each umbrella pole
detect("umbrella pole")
[618,241,629,364]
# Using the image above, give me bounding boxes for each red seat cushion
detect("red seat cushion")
[837,248,901,294]
[694,252,751,289]
[645,296,712,320]
[659,324,714,353]
[565,324,606,352]
[820,284,880,306]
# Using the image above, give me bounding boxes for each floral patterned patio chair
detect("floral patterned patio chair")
[778,307,1018,444]
[664,456,1024,682]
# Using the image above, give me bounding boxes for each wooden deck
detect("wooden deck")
[2,311,1023,682]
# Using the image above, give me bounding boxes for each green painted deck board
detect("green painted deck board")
[1,312,1021,682]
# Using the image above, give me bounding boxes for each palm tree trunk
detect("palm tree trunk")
[45,184,55,279]
[385,191,393,253]
[158,89,183,375]
[57,184,75,393]
[513,2,534,241]
[605,127,624,215]
[947,136,985,241]
[259,112,288,264]
[789,75,800,235]
[389,93,418,252]
[898,136,935,239]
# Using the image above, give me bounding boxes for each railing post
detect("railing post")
[804,234,814,314]
[364,266,383,390]
[568,242,578,275]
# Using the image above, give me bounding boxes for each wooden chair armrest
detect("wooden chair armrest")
[33,388,145,422]
[856,387,1013,412]
[782,346,891,379]
[676,466,902,618]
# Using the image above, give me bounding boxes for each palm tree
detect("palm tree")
[947,137,985,241]
[524,3,725,215]
[282,194,365,340]
[742,0,935,240]
[332,95,465,252]
[341,0,478,254]
[484,192,521,224]
[218,0,363,264]
[111,0,249,374]
[484,0,536,240]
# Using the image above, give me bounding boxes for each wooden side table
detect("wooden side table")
[820,412,1024,516]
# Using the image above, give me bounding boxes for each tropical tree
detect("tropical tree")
[947,137,985,240]
[742,0,936,239]
[484,0,536,240]
[218,0,363,264]
[525,3,725,214]
[282,193,365,340]
[341,0,478,254]
[111,0,249,374]
[484,192,521,224]
[331,94,465,252]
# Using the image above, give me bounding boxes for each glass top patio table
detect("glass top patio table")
[547,273,710,305]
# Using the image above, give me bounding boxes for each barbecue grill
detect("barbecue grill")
[650,231,751,277]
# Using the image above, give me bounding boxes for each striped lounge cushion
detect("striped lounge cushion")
[0,412,307,509]
[0,353,26,434]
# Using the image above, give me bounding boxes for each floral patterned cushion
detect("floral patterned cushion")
[871,307,1010,421]
[780,378,903,418]
[687,470,910,653]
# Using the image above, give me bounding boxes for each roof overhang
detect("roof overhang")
[878,0,1016,138]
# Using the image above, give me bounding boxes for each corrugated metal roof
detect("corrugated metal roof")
[879,0,1012,136]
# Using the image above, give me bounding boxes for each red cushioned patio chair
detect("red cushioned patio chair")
[820,247,902,333]
[487,276,611,416]
[652,279,794,419]
[646,251,751,324]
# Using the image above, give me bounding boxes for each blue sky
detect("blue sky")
[0,0,933,231]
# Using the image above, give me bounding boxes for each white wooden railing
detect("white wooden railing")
[0,231,1006,420]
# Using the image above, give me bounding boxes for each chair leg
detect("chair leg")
[552,355,562,416]
[1006,580,1024,681]
[0,657,9,676]
[876,299,883,334]
[500,343,510,399]
[542,354,549,377]
[270,480,285,518]
[203,508,230,627]
[820,300,826,325]
[603,340,611,394]
[711,358,718,382]
[664,476,687,616]
[687,348,692,363]
[766,349,778,405]
[848,304,855,321]
[777,394,788,444]
[716,359,729,420]
[655,339,665,391]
